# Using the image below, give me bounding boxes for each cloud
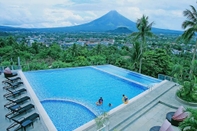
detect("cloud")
[0,0,196,30]
[43,9,85,27]
[115,0,196,30]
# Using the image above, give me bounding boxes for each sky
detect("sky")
[0,0,196,31]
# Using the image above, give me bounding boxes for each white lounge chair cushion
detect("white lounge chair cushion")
[4,67,12,74]
[173,112,188,121]
[172,106,184,119]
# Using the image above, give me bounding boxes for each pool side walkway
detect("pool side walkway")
[75,80,197,131]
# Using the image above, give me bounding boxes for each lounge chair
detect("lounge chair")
[2,76,21,84]
[5,103,35,120]
[150,119,173,131]
[4,72,18,78]
[166,106,188,126]
[4,96,30,108]
[6,113,40,131]
[3,81,23,90]
[3,88,27,98]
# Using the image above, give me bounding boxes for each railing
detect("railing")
[96,123,110,131]
[0,65,21,71]
[158,74,177,82]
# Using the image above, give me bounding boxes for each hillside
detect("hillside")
[106,27,132,33]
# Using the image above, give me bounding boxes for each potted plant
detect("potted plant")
[176,76,197,103]
[95,112,109,131]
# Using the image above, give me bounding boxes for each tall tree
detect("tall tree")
[181,5,197,77]
[131,15,154,73]
[131,41,141,72]
[142,49,172,77]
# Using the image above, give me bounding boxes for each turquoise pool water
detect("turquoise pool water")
[24,65,161,131]
[95,65,161,86]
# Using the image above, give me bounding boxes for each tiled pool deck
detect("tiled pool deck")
[0,71,48,131]
[0,70,196,131]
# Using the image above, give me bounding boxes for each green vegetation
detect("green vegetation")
[181,5,197,76]
[179,108,197,131]
[176,76,197,102]
[130,15,154,73]
[176,4,197,103]
[0,36,173,78]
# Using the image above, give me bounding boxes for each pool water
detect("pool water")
[41,100,96,131]
[24,65,161,131]
[95,65,161,86]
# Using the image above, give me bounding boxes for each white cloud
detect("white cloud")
[43,9,84,27]
[0,0,196,30]
[119,7,142,21]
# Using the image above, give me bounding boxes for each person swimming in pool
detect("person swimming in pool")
[122,94,128,104]
[96,97,103,106]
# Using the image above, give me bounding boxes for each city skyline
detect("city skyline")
[0,0,196,31]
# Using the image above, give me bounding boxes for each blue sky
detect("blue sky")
[0,0,196,30]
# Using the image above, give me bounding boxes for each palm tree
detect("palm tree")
[171,64,184,82]
[71,43,78,57]
[181,5,197,77]
[131,15,154,73]
[131,41,141,72]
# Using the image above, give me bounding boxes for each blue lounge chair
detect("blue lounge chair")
[149,119,173,131]
[6,104,35,120]
[3,81,23,90]
[149,126,161,131]
[166,112,188,127]
[4,72,18,78]
[4,96,30,108]
[6,113,40,131]
[3,88,27,98]
[2,76,21,84]
[166,106,188,127]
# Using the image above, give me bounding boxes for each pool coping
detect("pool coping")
[19,70,57,131]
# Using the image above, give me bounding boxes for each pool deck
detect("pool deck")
[0,72,48,131]
[0,71,197,131]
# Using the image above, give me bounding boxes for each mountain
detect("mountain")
[107,27,132,34]
[0,10,183,34]
[65,10,137,32]
[0,26,31,31]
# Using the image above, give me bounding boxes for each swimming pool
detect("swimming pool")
[23,65,162,131]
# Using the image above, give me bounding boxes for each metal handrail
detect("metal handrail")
[0,65,21,71]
